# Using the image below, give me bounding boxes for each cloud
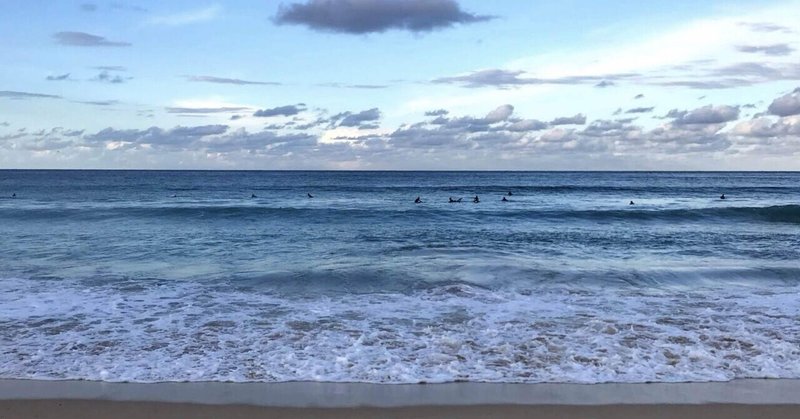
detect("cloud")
[732,116,800,138]
[335,108,382,127]
[110,3,148,12]
[736,44,794,56]
[768,89,800,117]
[625,107,654,114]
[319,82,389,89]
[550,114,587,126]
[93,66,127,72]
[148,5,221,26]
[634,94,645,99]
[167,106,250,114]
[507,119,547,132]
[46,73,71,81]
[92,71,129,84]
[77,100,120,106]
[425,109,449,116]
[253,105,306,117]
[53,31,131,47]
[80,3,97,12]
[740,22,793,34]
[185,75,281,86]
[667,105,740,125]
[0,91,61,100]
[433,68,640,88]
[273,0,493,34]
[85,125,230,150]
[484,104,514,123]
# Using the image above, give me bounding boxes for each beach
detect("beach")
[2,379,800,418]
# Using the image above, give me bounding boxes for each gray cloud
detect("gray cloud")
[668,105,740,125]
[167,107,250,114]
[110,2,148,12]
[85,125,229,150]
[0,91,61,100]
[80,3,97,12]
[93,66,127,72]
[736,44,794,56]
[274,0,493,34]
[507,119,547,132]
[740,22,793,34]
[53,31,131,47]
[732,117,800,138]
[185,75,281,86]
[595,80,615,88]
[0,122,9,127]
[625,107,654,114]
[768,89,800,116]
[319,82,389,89]
[425,109,449,116]
[433,68,640,88]
[46,73,71,81]
[331,108,382,127]
[484,104,514,123]
[550,114,587,126]
[77,100,120,106]
[634,94,645,99]
[254,104,306,117]
[92,71,129,84]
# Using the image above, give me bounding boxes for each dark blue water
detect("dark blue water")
[1,171,799,383]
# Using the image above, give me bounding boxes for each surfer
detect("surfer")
[307,193,314,198]
[629,200,635,205]
[720,194,726,200]
[449,197,456,203]
[171,193,177,198]
[11,193,15,198]
[502,196,508,202]
[507,191,513,196]
[251,193,257,198]
[414,196,422,204]
[473,195,480,203]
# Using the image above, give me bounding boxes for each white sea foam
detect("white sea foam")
[1,277,799,384]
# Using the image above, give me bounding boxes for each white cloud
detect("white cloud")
[148,5,221,26]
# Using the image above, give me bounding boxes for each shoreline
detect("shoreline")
[2,379,800,419]
[1,378,799,407]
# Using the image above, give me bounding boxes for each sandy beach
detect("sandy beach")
[3,400,800,419]
[1,379,800,418]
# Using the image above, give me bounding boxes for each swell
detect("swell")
[2,204,800,224]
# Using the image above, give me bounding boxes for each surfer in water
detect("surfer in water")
[502,196,508,202]
[414,196,422,204]
[473,195,480,203]
[11,193,15,198]
[629,200,635,205]
[307,193,314,198]
[507,191,513,196]
[251,193,257,198]
[720,193,726,200]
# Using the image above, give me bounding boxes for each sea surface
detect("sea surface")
[1,170,799,384]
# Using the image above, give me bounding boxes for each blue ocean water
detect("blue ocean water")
[0,170,799,383]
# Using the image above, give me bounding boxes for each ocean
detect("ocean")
[0,170,798,384]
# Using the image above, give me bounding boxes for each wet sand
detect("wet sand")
[1,379,799,418]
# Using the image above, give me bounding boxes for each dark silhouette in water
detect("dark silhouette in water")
[251,194,257,198]
[473,195,480,203]
[11,193,15,198]
[171,194,177,198]
[629,200,635,205]
[502,196,508,202]
[307,193,314,198]
[414,196,422,204]
[449,197,462,203]
[507,191,513,196]
[720,194,726,200]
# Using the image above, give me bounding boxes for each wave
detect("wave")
[2,204,799,224]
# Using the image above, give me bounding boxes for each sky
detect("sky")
[1,0,799,170]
